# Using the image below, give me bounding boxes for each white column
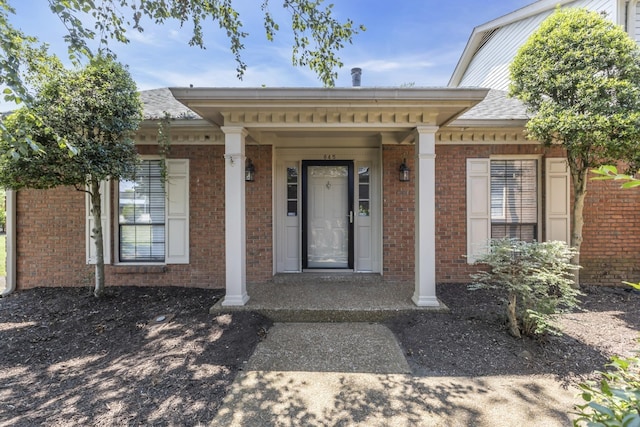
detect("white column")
[221,127,250,306]
[2,189,16,296]
[412,126,440,307]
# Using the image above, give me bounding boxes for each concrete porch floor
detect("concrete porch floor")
[210,273,448,322]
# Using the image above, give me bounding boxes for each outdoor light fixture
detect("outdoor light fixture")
[399,158,410,182]
[245,158,256,182]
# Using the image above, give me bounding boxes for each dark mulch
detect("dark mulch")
[0,283,638,426]
[0,286,271,426]
[387,284,640,383]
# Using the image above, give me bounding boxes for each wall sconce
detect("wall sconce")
[245,158,256,182]
[399,158,410,182]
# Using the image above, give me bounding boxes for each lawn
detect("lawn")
[0,234,5,276]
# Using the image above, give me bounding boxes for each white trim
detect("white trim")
[2,189,16,296]
[466,159,491,264]
[545,158,571,244]
[274,147,382,275]
[413,127,440,307]
[221,127,249,306]
[165,159,190,264]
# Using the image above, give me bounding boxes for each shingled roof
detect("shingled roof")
[139,88,201,120]
[139,87,529,125]
[455,89,529,122]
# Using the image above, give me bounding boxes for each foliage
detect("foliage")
[509,8,640,284]
[592,165,640,189]
[0,55,143,297]
[574,353,640,426]
[2,0,363,90]
[470,239,581,338]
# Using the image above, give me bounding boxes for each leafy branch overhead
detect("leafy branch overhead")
[45,0,364,87]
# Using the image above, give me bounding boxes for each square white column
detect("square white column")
[221,127,250,306]
[412,126,440,307]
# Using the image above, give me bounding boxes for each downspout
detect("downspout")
[1,189,16,296]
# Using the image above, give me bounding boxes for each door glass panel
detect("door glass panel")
[358,167,370,217]
[307,165,349,268]
[287,167,298,216]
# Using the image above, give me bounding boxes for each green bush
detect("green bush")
[574,353,640,426]
[469,238,581,338]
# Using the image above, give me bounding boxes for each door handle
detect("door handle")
[348,211,353,223]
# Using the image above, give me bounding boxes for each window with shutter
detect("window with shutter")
[116,159,190,264]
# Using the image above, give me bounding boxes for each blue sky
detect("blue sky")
[10,0,533,90]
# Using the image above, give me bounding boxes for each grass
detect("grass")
[0,234,5,276]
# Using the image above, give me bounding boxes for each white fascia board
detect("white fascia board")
[170,87,489,104]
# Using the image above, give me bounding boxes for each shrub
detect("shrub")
[574,353,640,426]
[469,238,581,338]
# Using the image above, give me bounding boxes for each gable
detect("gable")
[450,0,618,90]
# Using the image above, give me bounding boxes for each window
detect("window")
[111,159,190,264]
[467,157,568,264]
[490,159,538,241]
[358,167,370,216]
[286,167,298,216]
[119,160,166,262]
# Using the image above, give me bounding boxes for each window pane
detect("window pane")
[359,184,369,200]
[287,167,298,184]
[119,160,165,262]
[287,184,297,200]
[287,201,297,216]
[358,167,370,183]
[358,201,370,216]
[490,160,537,242]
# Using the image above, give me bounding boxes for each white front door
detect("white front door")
[303,161,353,269]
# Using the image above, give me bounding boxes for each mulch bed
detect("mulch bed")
[1,283,638,426]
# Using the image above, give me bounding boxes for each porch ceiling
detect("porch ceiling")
[170,87,489,133]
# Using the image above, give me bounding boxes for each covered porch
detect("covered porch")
[170,87,488,309]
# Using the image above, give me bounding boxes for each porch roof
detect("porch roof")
[169,87,489,131]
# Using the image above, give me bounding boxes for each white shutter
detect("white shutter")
[467,159,491,263]
[165,159,189,264]
[86,181,111,264]
[545,158,570,244]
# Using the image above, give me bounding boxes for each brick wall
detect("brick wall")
[14,139,639,290]
[15,144,273,290]
[246,145,273,283]
[382,146,415,281]
[580,177,640,286]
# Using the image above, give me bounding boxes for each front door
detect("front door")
[302,161,354,269]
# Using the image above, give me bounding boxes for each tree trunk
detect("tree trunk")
[90,179,106,298]
[506,291,521,338]
[570,167,588,289]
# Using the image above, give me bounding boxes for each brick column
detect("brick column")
[413,126,440,306]
[221,127,249,306]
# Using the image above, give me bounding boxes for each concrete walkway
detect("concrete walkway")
[212,322,579,426]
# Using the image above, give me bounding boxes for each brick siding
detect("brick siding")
[15,144,273,290]
[13,141,640,290]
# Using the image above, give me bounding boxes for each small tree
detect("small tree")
[509,8,640,286]
[0,55,142,297]
[470,239,581,338]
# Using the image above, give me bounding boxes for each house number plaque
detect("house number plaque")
[323,154,337,160]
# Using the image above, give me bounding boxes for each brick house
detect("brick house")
[3,0,640,303]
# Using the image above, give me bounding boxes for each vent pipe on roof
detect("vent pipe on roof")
[351,67,362,87]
